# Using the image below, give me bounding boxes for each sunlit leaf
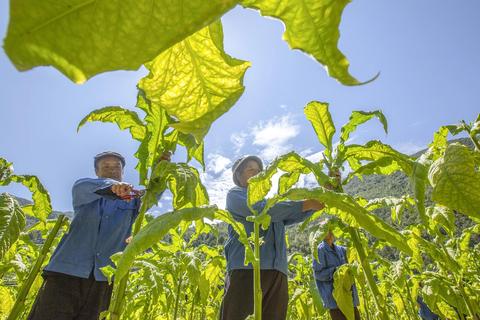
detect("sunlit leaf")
[139,21,250,142]
[4,0,238,83]
[241,0,376,85]
[0,193,26,261]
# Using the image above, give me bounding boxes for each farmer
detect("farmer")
[313,228,360,320]
[28,151,171,320]
[220,155,325,320]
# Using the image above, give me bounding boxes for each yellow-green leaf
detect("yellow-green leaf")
[304,101,336,152]
[0,193,26,261]
[429,143,480,219]
[4,0,239,83]
[138,21,250,142]
[333,264,355,320]
[340,110,387,143]
[78,106,146,141]
[241,0,375,85]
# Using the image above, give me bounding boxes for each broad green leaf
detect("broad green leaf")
[138,21,250,141]
[135,93,171,185]
[4,0,239,83]
[241,0,375,85]
[10,175,52,222]
[278,171,301,195]
[78,106,146,141]
[276,188,412,255]
[247,151,328,207]
[333,264,355,320]
[343,140,414,175]
[177,132,205,170]
[429,143,480,219]
[411,161,428,225]
[0,286,14,317]
[144,161,209,210]
[340,110,388,144]
[304,101,336,153]
[0,193,26,261]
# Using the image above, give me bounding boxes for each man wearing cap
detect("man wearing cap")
[28,151,171,320]
[220,155,325,320]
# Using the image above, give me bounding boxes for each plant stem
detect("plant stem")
[348,227,388,320]
[109,198,149,319]
[173,274,184,320]
[7,215,66,320]
[253,221,262,320]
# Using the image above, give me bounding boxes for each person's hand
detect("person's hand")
[302,199,325,212]
[111,182,134,199]
[125,236,133,244]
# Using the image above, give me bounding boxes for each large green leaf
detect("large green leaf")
[304,101,336,154]
[143,161,209,211]
[135,93,172,185]
[428,143,480,219]
[333,264,355,320]
[339,110,388,144]
[4,0,239,83]
[276,188,412,255]
[10,175,52,223]
[343,140,414,175]
[114,206,219,282]
[77,106,146,141]
[241,0,375,85]
[0,193,26,261]
[138,21,250,142]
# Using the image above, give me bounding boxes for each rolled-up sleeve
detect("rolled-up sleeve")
[72,178,117,210]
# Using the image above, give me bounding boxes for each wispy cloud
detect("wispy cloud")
[230,131,247,154]
[252,114,300,161]
[206,153,232,175]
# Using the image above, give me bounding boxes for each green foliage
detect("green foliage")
[241,0,376,85]
[138,21,250,142]
[4,0,238,83]
[429,143,480,220]
[333,264,356,320]
[0,194,25,262]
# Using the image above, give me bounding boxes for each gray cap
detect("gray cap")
[232,155,263,187]
[94,151,126,169]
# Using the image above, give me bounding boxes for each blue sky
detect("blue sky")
[1,1,479,212]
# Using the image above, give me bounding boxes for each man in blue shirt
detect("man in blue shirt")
[313,229,360,320]
[220,155,325,320]
[28,151,170,320]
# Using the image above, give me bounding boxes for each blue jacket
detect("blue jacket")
[224,186,313,275]
[44,178,140,281]
[313,241,359,309]
[417,296,440,320]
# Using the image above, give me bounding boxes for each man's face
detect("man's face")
[239,160,261,187]
[95,156,123,181]
[325,231,335,245]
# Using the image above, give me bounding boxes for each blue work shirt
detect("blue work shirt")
[313,241,360,309]
[417,296,440,320]
[224,186,313,276]
[44,178,140,281]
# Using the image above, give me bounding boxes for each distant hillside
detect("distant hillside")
[13,195,73,229]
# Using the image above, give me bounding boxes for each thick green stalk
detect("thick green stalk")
[7,215,66,320]
[173,274,184,320]
[349,227,388,320]
[253,221,262,320]
[109,198,149,320]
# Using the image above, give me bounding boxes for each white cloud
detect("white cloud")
[230,131,247,154]
[252,115,300,161]
[206,153,232,175]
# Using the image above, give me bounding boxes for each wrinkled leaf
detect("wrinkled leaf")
[304,101,336,153]
[139,21,250,141]
[241,0,375,85]
[429,143,480,219]
[78,106,146,141]
[4,0,238,83]
[333,264,355,320]
[0,193,26,261]
[340,110,388,144]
